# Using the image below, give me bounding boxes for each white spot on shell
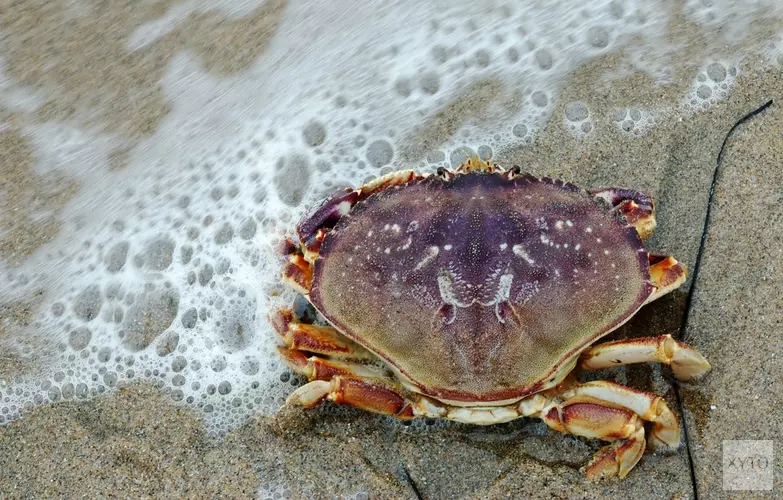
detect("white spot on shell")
[555,220,564,230]
[586,227,593,233]
[384,247,391,254]
[391,224,401,233]
[444,244,453,251]
[513,244,535,264]
[499,243,508,250]
[604,249,610,255]
[566,220,573,227]
[414,246,440,270]
[337,201,352,215]
[575,244,581,251]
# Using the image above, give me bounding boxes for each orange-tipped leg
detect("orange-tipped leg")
[560,381,681,449]
[287,376,416,418]
[537,378,690,480]
[579,334,711,381]
[646,254,688,303]
[281,255,312,295]
[584,426,647,480]
[277,347,387,381]
[541,396,646,480]
[270,308,373,360]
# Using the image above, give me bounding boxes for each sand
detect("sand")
[1,3,782,499]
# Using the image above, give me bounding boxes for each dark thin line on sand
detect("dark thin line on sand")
[401,462,424,500]
[674,98,773,500]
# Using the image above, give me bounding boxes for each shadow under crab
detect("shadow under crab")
[270,158,711,481]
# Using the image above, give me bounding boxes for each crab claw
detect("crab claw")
[583,426,647,481]
[647,255,688,304]
[590,187,656,240]
[296,189,358,243]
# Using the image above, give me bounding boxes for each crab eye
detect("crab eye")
[510,165,522,175]
[436,167,449,179]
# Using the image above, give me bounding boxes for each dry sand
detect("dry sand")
[1,2,782,499]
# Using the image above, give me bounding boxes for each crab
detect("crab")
[270,158,711,480]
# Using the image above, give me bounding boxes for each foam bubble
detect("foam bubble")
[682,60,738,113]
[613,107,661,137]
[366,139,394,168]
[564,102,594,139]
[302,121,327,147]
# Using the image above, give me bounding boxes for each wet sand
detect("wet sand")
[1,3,783,499]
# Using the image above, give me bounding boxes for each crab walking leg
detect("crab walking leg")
[281,255,312,295]
[646,254,688,303]
[590,187,656,240]
[270,308,374,360]
[277,347,389,381]
[286,376,418,418]
[540,395,646,480]
[560,381,682,448]
[579,334,711,381]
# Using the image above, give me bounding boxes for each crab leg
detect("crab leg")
[579,334,711,381]
[278,347,387,381]
[270,309,373,360]
[590,187,656,240]
[286,376,418,418]
[281,255,312,295]
[646,254,687,303]
[558,381,681,448]
[540,395,646,479]
[284,374,680,480]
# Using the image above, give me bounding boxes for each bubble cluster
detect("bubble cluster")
[683,61,738,112]
[684,0,783,45]
[613,107,659,137]
[257,482,293,500]
[564,101,595,138]
[759,32,783,69]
